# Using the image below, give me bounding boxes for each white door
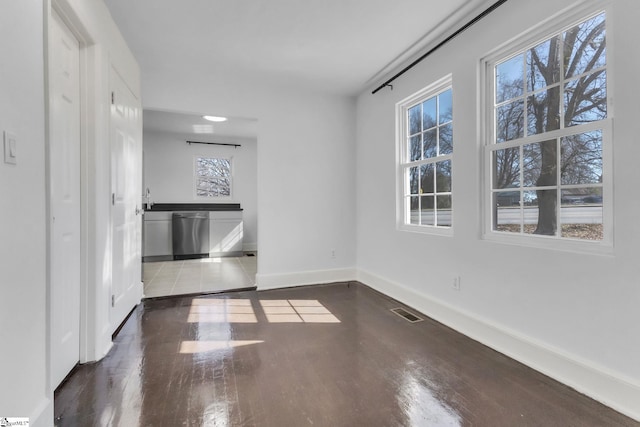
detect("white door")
[49,10,81,387]
[110,67,143,333]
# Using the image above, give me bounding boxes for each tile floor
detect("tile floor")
[142,254,257,298]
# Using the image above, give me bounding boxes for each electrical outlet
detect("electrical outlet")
[452,276,461,291]
[331,249,336,259]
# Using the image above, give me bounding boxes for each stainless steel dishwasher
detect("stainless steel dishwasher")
[172,212,209,260]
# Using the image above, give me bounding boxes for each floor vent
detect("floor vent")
[390,307,423,323]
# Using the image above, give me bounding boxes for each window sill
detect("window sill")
[398,223,453,237]
[482,231,613,256]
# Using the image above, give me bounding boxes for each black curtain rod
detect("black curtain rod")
[187,140,241,148]
[372,0,509,94]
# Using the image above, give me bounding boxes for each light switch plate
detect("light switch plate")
[4,131,16,165]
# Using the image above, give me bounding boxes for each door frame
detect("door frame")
[47,6,83,388]
[46,0,143,376]
[45,0,105,390]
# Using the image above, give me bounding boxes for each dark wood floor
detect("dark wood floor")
[54,282,638,426]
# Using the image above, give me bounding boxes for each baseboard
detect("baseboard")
[256,267,357,290]
[143,255,173,262]
[30,396,52,427]
[357,269,640,422]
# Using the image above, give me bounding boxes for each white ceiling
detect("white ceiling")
[104,0,493,96]
[143,109,258,140]
[104,0,494,137]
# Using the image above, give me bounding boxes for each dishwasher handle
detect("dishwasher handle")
[172,212,210,219]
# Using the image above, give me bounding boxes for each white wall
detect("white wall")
[0,2,50,424]
[0,1,140,424]
[143,130,258,250]
[141,69,357,288]
[356,0,640,420]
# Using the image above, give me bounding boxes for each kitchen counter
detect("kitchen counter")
[145,203,242,212]
[143,204,244,261]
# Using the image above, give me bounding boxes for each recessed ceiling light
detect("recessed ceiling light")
[203,115,227,122]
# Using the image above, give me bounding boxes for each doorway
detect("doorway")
[140,109,258,298]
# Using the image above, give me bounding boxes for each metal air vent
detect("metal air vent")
[390,307,423,323]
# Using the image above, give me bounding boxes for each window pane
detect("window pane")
[561,188,602,240]
[422,97,437,130]
[409,166,419,195]
[523,190,538,206]
[523,190,539,234]
[494,191,521,233]
[436,160,451,193]
[197,157,231,198]
[409,104,421,135]
[409,196,419,225]
[438,89,452,125]
[564,70,606,126]
[436,195,452,227]
[421,195,435,226]
[564,13,606,79]
[493,147,520,189]
[199,178,227,190]
[496,54,524,103]
[527,87,560,135]
[198,158,230,177]
[527,37,561,92]
[561,130,602,185]
[400,82,452,230]
[420,164,434,194]
[561,188,602,205]
[218,159,231,175]
[522,139,557,187]
[423,129,437,159]
[489,13,607,242]
[409,135,421,161]
[533,189,557,235]
[496,99,524,142]
[439,123,453,155]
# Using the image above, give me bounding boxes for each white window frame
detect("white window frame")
[194,155,233,200]
[396,75,453,235]
[480,1,614,254]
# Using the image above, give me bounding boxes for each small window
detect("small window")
[484,10,610,247]
[195,157,232,198]
[397,76,453,232]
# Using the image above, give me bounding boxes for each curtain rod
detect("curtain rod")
[187,140,241,148]
[372,0,509,94]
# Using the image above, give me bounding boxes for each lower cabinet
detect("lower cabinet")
[143,211,172,260]
[209,211,244,257]
[143,209,244,261]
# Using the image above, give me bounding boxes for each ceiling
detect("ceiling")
[143,109,258,140]
[103,0,493,96]
[104,0,493,139]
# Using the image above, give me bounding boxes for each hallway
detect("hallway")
[54,283,638,426]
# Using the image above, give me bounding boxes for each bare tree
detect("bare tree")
[496,13,606,235]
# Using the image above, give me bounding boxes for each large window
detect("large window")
[398,77,453,232]
[485,10,609,246]
[195,157,232,198]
